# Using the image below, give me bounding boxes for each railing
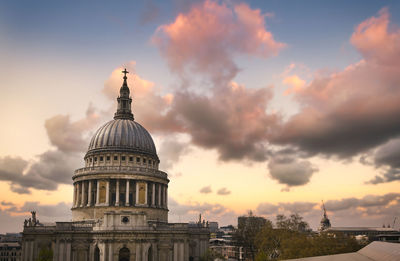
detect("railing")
[73,166,168,179]
[56,221,96,231]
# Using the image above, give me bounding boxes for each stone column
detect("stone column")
[96,180,100,206]
[160,185,164,208]
[66,241,71,261]
[174,242,178,261]
[59,242,64,261]
[179,242,184,261]
[145,182,148,205]
[115,179,120,206]
[125,180,130,206]
[135,243,141,261]
[158,184,162,207]
[152,183,155,206]
[184,240,189,261]
[108,243,113,261]
[87,180,92,206]
[165,185,168,208]
[76,182,81,207]
[72,184,76,208]
[52,240,59,261]
[135,182,139,205]
[106,180,110,206]
[81,181,85,207]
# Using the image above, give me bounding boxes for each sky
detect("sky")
[1,0,400,233]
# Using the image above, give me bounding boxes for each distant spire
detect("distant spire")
[322,200,328,218]
[319,200,331,231]
[114,68,134,120]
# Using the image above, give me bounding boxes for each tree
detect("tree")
[255,214,364,260]
[234,211,271,261]
[276,214,311,233]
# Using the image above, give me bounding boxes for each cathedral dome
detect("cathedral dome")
[85,68,158,159]
[87,119,157,158]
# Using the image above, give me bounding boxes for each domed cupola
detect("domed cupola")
[72,69,168,223]
[85,68,158,161]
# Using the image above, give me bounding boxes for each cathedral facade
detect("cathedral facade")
[21,70,209,261]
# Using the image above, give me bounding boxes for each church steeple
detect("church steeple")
[114,68,134,120]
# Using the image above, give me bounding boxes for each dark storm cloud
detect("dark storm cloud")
[0,151,80,194]
[267,155,317,189]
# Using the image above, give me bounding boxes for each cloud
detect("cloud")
[152,0,285,85]
[103,62,180,134]
[256,193,400,229]
[0,201,72,233]
[256,202,317,216]
[45,104,99,153]
[271,8,400,162]
[268,155,318,189]
[168,82,279,161]
[0,151,80,194]
[283,75,306,95]
[199,186,212,194]
[324,193,400,211]
[217,187,231,195]
[168,197,237,225]
[0,102,98,194]
[367,138,400,184]
[158,136,191,170]
[105,64,280,162]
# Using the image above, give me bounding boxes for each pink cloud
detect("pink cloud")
[283,74,306,95]
[351,7,400,66]
[272,8,400,160]
[152,0,285,84]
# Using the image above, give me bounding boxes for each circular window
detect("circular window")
[122,216,129,224]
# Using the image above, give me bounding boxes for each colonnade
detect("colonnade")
[72,179,167,209]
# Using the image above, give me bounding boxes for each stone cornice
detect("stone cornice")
[73,166,168,181]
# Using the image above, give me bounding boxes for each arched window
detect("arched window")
[119,247,130,261]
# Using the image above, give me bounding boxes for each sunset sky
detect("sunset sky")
[1,0,400,233]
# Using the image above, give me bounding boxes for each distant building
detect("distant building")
[209,224,242,260]
[21,70,209,261]
[0,242,21,261]
[377,233,400,243]
[319,204,398,242]
[0,234,22,261]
